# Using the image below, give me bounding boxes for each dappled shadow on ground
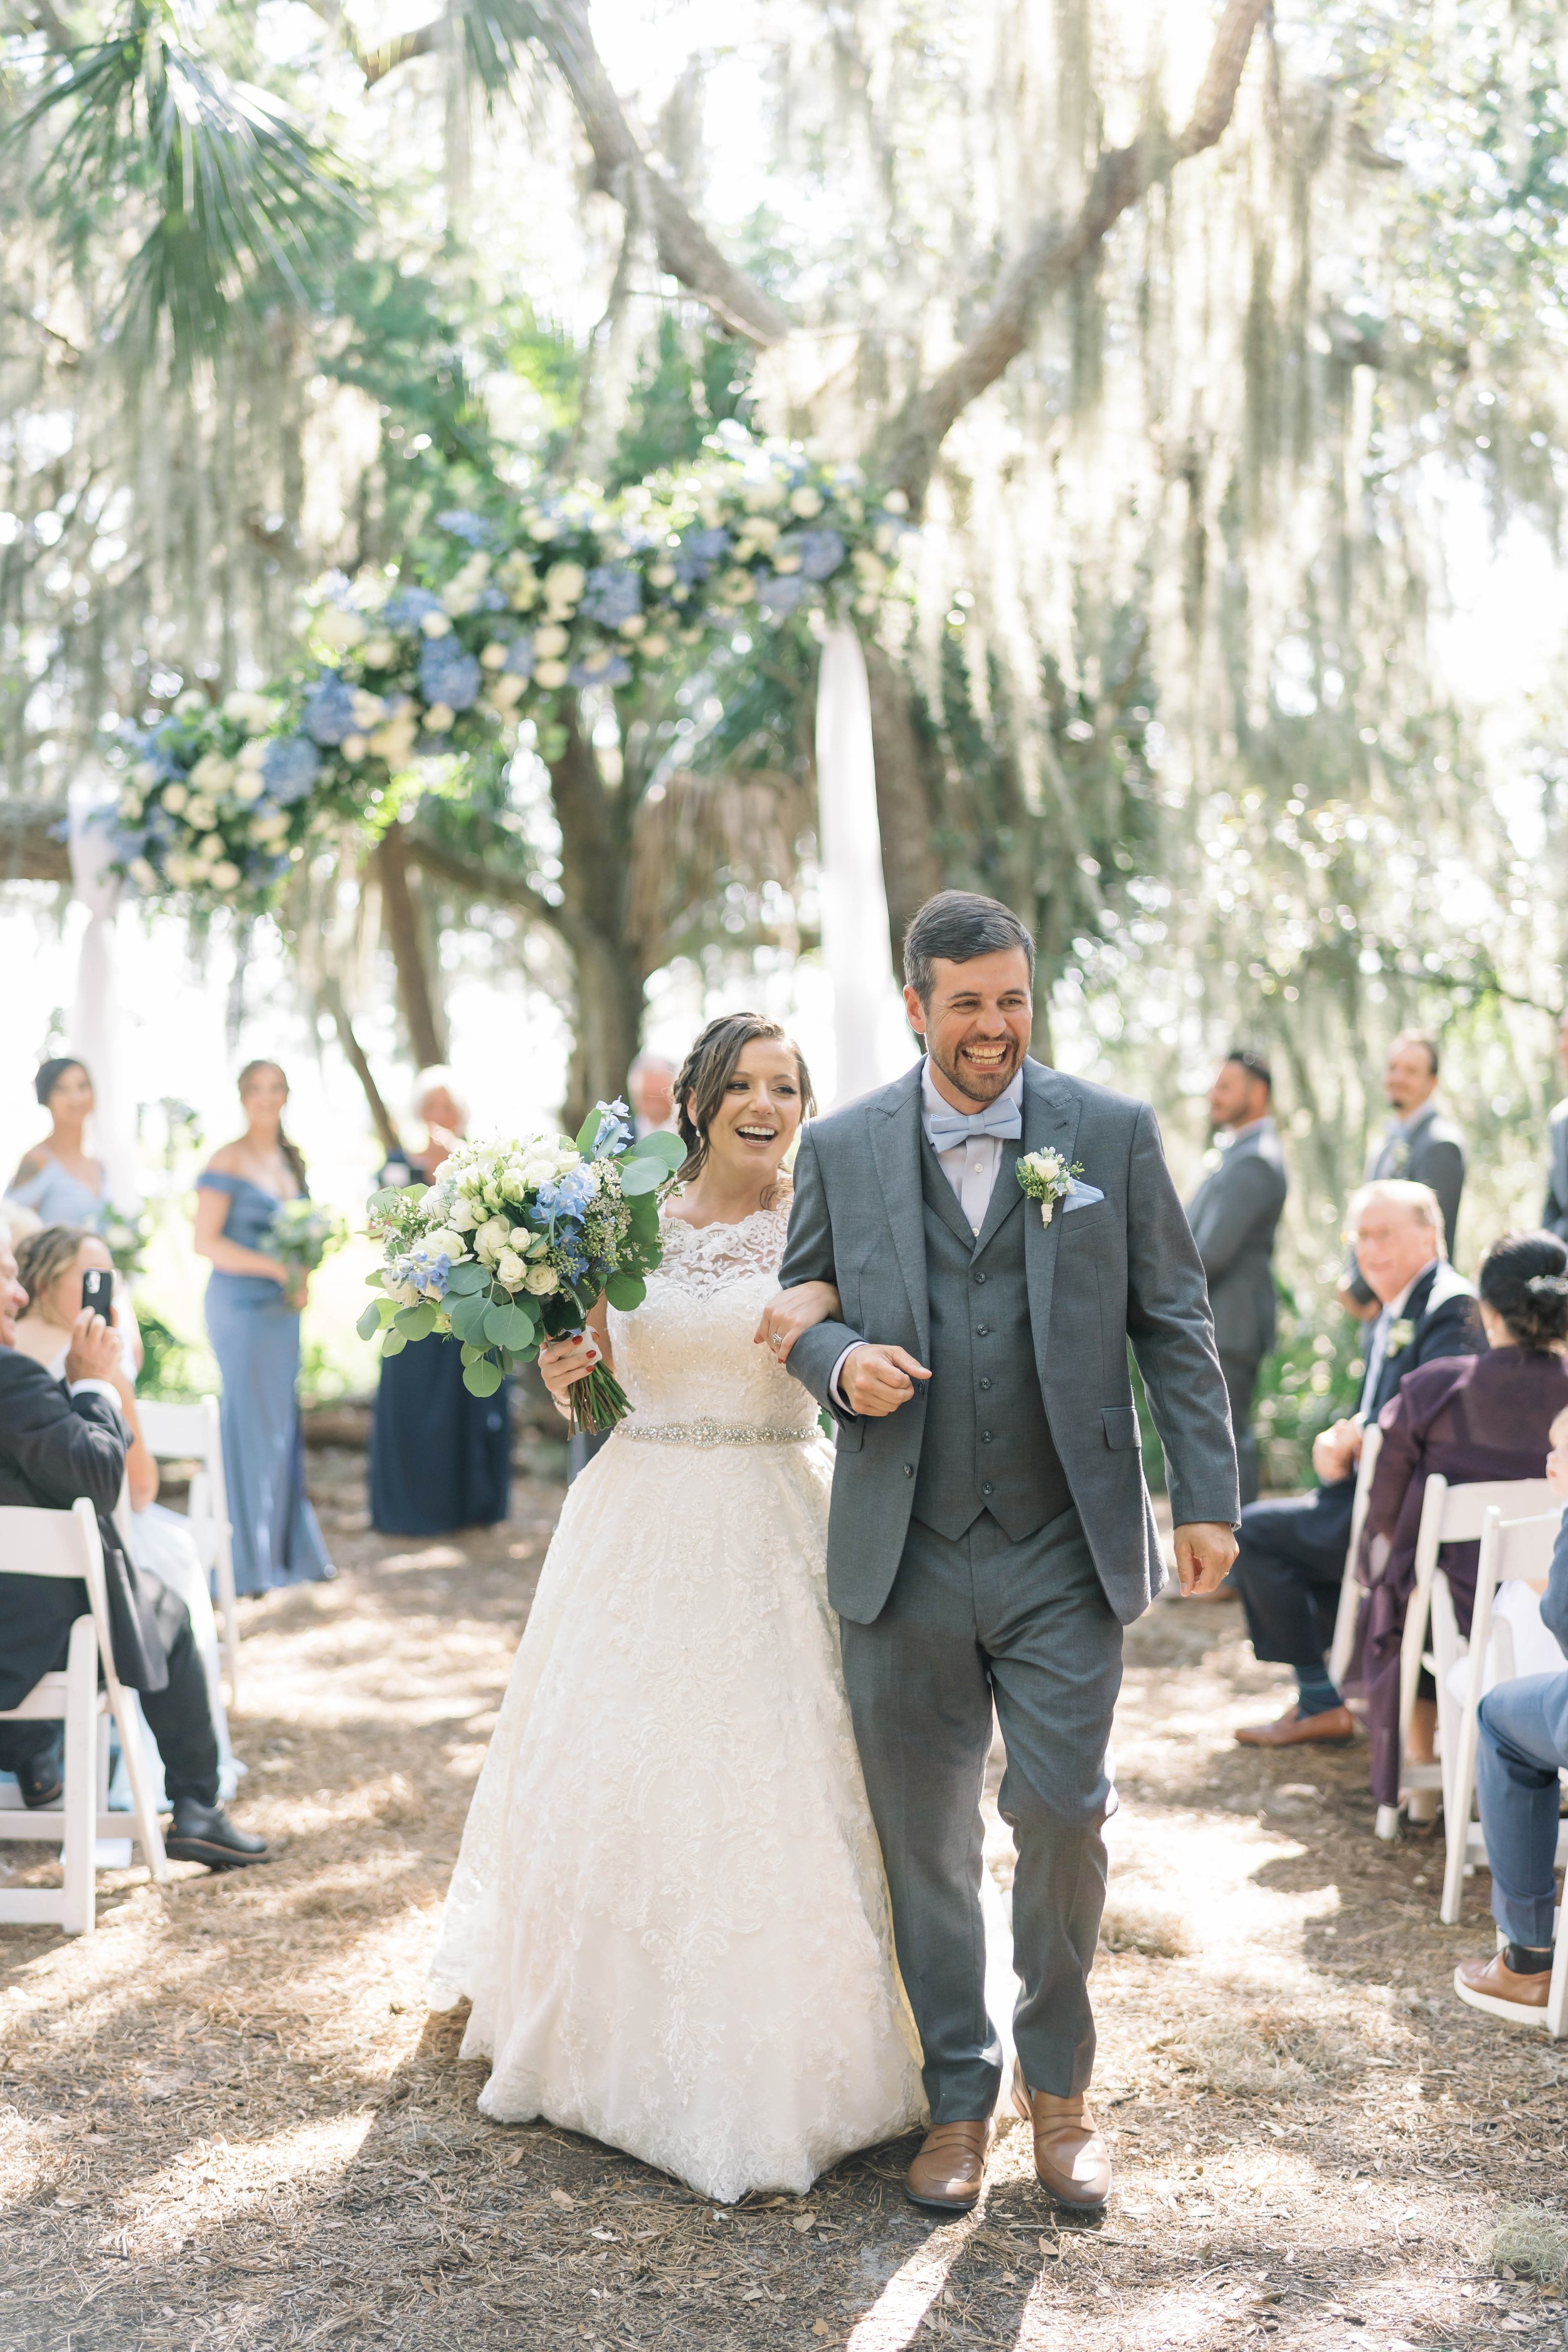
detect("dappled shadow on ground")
[3,1468,1567,2347]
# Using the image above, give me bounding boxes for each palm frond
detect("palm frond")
[457,0,546,102]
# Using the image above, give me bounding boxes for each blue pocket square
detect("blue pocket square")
[1062,1180,1105,1212]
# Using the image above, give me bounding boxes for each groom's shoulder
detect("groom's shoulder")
[803,1064,921,1155]
[1030,1060,1150,1131]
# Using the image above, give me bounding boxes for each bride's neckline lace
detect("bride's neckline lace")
[641,1204,788,1298]
[660,1204,788,1242]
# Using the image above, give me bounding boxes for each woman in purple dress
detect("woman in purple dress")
[1359,1230,1568,1818]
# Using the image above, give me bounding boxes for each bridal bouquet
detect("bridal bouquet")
[265,1198,347,1274]
[361,1102,684,1427]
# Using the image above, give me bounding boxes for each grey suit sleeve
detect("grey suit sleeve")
[777,1128,867,1417]
[1540,1512,1568,1657]
[1190,1155,1285,1285]
[1123,1104,1241,1527]
[1423,1138,1465,1261]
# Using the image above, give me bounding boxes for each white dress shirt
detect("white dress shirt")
[1359,1260,1437,1418]
[829,1060,1025,1409]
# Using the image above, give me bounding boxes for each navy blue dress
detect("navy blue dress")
[198,1172,334,1595]
[368,1153,511,1535]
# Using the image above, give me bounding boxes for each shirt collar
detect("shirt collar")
[1379,1259,1439,1321]
[921,1056,1025,1131]
[1222,1113,1274,1146]
[1389,1099,1437,1141]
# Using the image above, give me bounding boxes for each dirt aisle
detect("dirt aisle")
[2,1454,1564,2351]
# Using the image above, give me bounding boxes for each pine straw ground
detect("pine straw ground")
[4,1451,1568,2352]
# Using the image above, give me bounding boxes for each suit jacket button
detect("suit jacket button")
[978,1377,992,1391]
[981,1481,995,1496]
[976,1324,990,1337]
[903,1463,914,1477]
[981,1431,993,1443]
[973,1269,987,1283]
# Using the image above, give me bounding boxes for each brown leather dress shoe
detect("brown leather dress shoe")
[904,2117,996,2212]
[1234,1703,1355,1748]
[1454,1949,1554,2024]
[1010,2058,1110,2211]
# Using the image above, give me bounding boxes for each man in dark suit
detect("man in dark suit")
[1232,1179,1481,1747]
[1185,1051,1289,1507]
[0,1230,268,1870]
[1340,1032,1466,1312]
[1541,1009,1568,1243]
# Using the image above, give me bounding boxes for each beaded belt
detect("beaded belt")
[623,1418,815,1449]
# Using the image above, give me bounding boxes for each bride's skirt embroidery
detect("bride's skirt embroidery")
[428,1211,926,2203]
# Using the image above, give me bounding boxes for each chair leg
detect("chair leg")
[1549,1904,1568,2039]
[60,1621,98,1935]
[1441,1699,1483,1927]
[215,1532,240,1711]
[107,1685,169,1884]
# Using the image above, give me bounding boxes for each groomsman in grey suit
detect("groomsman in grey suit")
[1542,1009,1568,1243]
[772,892,1237,2219]
[1340,1030,1466,1315]
[1184,1051,1289,1508]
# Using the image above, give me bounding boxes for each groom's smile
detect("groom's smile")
[904,944,1034,1110]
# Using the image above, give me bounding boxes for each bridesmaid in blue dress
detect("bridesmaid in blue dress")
[5,1056,110,1231]
[193,1060,333,1595]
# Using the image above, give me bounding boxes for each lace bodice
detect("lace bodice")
[607,1207,818,1435]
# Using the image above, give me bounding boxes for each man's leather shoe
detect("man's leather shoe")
[16,1735,64,1809]
[165,1799,272,1872]
[1011,2058,1110,2211]
[1454,1949,1553,2024]
[1234,1703,1355,1748]
[904,2117,996,2212]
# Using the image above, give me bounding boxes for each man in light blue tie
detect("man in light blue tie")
[773,891,1238,2218]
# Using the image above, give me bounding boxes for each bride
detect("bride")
[427,1012,924,2201]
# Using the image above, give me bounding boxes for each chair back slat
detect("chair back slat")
[1434,1477,1558,1544]
[1489,1508,1563,1586]
[0,1502,102,1580]
[137,1400,212,1459]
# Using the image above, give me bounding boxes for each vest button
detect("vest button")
[903,1463,914,1478]
[980,1430,993,1443]
[975,1324,990,1337]
[978,1377,992,1391]
[973,1269,987,1284]
[981,1481,995,1496]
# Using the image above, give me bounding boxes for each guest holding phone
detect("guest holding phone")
[194,1061,332,1596]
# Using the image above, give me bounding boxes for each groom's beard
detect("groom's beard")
[927,1032,1024,1106]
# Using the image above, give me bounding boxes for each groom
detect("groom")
[775,891,1237,2215]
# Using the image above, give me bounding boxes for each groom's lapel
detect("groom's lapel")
[869,1067,931,1362]
[1021,1059,1084,1353]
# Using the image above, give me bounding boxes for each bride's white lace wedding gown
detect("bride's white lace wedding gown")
[427,1207,924,2201]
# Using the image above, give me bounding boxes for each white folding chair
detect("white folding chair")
[137,1397,239,1707]
[1441,1507,1568,1936]
[1390,1475,1559,1843]
[1327,1421,1384,1690]
[0,1499,169,1933]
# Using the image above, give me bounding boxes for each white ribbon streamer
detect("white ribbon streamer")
[815,623,913,1106]
[68,768,140,1213]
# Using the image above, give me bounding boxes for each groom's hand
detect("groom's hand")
[840,1343,931,1417]
[1173,1522,1239,1597]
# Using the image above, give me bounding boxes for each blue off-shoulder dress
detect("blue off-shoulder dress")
[197,1172,334,1595]
[4,1155,109,1231]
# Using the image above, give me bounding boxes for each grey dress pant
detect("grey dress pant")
[839,1502,1123,2122]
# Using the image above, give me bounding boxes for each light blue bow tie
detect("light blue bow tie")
[926,1098,1023,1151]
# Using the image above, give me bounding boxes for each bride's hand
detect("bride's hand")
[755,1279,842,1367]
[539,1332,602,1419]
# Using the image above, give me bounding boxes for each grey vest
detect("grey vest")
[911,1135,1073,1544]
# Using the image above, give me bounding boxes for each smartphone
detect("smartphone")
[81,1268,114,1316]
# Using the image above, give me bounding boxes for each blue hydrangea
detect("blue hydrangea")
[591,1099,632,1157]
[580,565,641,627]
[792,529,846,581]
[672,527,731,586]
[504,636,536,679]
[301,676,358,745]
[568,650,632,689]
[418,640,482,712]
[383,585,442,630]
[755,571,809,617]
[435,509,496,548]
[262,734,321,803]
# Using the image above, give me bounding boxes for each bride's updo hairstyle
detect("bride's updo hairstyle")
[1478,1229,1568,1352]
[674,1013,816,1185]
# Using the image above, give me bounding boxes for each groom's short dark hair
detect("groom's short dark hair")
[903,892,1036,1004]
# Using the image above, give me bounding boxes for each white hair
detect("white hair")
[628,1052,676,1079]
[411,1065,468,1123]
[1348,1177,1446,1252]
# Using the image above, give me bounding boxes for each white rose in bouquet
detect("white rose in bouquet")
[524,1264,559,1296]
[474,1214,512,1262]
[495,1249,527,1290]
[423,1228,469,1263]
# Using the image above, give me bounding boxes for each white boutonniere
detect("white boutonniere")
[1386,1317,1416,1357]
[1390,1138,1411,1173]
[1017,1148,1084,1227]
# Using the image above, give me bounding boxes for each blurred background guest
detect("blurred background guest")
[1541,1008,1568,1243]
[194,1060,333,1594]
[1184,1050,1288,1509]
[369,1068,511,1537]
[5,1057,110,1231]
[10,1221,239,1798]
[1356,1229,1568,1824]
[1232,1180,1480,1749]
[1339,1031,1466,1317]
[627,1052,677,1139]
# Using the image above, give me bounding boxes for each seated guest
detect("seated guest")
[0,1224,266,1870]
[1453,1402,1568,2024]
[1357,1231,1568,1820]
[1233,1179,1481,1747]
[11,1222,240,1798]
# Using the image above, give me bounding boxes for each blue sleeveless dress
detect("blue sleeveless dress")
[197,1172,334,1595]
[4,1155,109,1231]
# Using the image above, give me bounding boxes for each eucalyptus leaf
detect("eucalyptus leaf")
[443,1261,489,1295]
[629,1130,685,1172]
[381,1329,408,1357]
[605,1271,647,1311]
[463,1357,504,1397]
[575,1108,602,1156]
[355,1300,383,1341]
[484,1300,534,1349]
[393,1302,438,1339]
[364,1269,387,1288]
[447,1292,491,1344]
[619,1158,664,1195]
[460,1342,484,1366]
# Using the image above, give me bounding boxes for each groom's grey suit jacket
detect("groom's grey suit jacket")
[780,1056,1239,1628]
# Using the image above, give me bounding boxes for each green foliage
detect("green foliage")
[134,1305,203,1401]
[607,314,755,492]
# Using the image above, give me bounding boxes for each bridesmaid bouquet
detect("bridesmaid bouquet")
[362,1101,684,1426]
[265,1199,347,1274]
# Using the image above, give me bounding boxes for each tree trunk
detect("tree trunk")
[564,930,645,1135]
[547,707,647,1128]
[319,979,404,1160]
[376,825,448,1069]
[862,642,943,975]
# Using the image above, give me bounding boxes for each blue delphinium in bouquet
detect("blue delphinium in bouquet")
[362,1102,684,1429]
